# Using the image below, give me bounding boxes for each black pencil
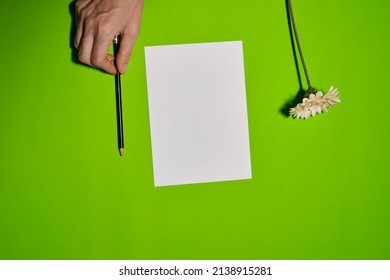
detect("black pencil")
[113,35,124,156]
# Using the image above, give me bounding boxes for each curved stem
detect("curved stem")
[287,0,311,88]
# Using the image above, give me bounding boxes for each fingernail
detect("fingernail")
[122,63,128,72]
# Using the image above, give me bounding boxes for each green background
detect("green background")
[1,0,389,259]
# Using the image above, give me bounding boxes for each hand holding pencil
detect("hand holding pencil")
[74,0,144,155]
[74,0,144,75]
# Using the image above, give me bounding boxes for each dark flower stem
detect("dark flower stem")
[287,0,312,89]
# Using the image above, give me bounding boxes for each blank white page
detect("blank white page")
[145,41,252,187]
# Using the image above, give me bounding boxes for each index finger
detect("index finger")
[90,33,117,75]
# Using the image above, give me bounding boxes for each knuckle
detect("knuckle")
[128,26,140,39]
[90,56,101,66]
[75,1,82,11]
[75,0,90,16]
[84,17,94,30]
[96,21,111,36]
[78,6,88,20]
[78,53,89,64]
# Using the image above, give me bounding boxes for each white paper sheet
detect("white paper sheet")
[145,41,252,187]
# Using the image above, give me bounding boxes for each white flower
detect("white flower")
[290,86,341,119]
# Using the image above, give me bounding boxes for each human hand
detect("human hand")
[74,0,144,74]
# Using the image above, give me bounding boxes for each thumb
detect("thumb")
[116,29,138,74]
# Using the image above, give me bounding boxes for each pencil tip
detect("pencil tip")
[119,148,124,156]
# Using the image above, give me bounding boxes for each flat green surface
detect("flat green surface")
[1,0,389,259]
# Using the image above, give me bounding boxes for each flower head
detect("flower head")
[289,86,340,119]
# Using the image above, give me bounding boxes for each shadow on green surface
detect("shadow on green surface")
[69,2,80,66]
[279,0,305,117]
